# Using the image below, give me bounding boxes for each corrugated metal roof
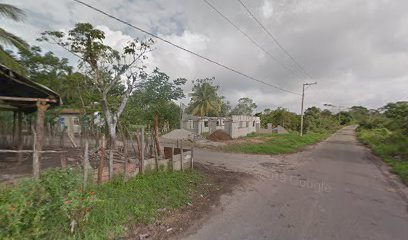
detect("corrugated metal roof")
[0,64,62,112]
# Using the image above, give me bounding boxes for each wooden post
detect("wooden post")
[180,139,183,171]
[140,128,145,174]
[154,137,159,171]
[190,144,194,169]
[16,111,23,163]
[83,139,89,188]
[97,135,106,184]
[123,135,128,180]
[32,126,39,179]
[33,101,49,179]
[12,111,16,145]
[170,147,174,171]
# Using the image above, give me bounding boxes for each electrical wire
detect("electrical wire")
[71,0,302,96]
[202,0,306,81]
[237,0,314,80]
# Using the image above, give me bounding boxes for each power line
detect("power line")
[72,0,301,96]
[201,0,306,81]
[237,0,314,80]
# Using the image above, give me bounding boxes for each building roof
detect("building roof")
[0,64,62,112]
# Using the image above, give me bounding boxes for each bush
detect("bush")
[0,168,201,239]
[357,127,408,184]
[0,168,98,239]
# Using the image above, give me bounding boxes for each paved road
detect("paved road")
[181,126,408,240]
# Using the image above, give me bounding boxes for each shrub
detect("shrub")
[0,168,98,239]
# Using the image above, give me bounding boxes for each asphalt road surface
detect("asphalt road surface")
[180,126,408,240]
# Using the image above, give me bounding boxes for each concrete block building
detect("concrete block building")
[181,114,260,138]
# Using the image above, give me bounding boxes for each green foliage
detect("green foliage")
[256,107,300,131]
[349,106,369,123]
[381,101,408,134]
[186,77,223,116]
[125,68,186,129]
[0,3,28,74]
[230,97,257,116]
[225,131,330,154]
[0,169,87,239]
[0,169,201,239]
[357,128,408,184]
[304,106,340,133]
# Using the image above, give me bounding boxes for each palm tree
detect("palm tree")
[0,4,28,74]
[189,81,222,116]
[0,3,28,50]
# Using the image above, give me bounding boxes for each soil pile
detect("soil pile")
[207,130,233,141]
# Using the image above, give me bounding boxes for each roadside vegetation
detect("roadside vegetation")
[224,106,346,154]
[355,102,408,184]
[225,131,331,154]
[0,168,201,239]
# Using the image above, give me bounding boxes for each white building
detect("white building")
[181,114,260,138]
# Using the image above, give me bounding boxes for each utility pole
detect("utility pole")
[300,82,317,136]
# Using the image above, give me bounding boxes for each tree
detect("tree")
[219,98,231,117]
[230,97,257,116]
[382,101,408,134]
[349,106,369,123]
[39,23,153,178]
[186,77,222,116]
[259,107,299,131]
[126,68,186,156]
[0,4,28,50]
[0,3,29,74]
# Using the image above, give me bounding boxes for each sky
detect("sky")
[3,0,408,113]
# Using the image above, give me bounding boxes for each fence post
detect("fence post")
[190,143,194,169]
[154,136,159,171]
[170,147,174,171]
[123,135,128,180]
[140,128,145,174]
[97,135,106,184]
[180,139,183,171]
[16,111,23,163]
[83,139,89,188]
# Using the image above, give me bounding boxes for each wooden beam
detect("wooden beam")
[0,150,67,153]
[0,96,57,103]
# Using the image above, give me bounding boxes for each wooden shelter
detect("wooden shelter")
[0,64,61,178]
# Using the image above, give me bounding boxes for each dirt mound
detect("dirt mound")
[207,130,233,141]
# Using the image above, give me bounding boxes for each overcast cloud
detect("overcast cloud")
[3,0,408,113]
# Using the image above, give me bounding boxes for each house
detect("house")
[58,109,83,137]
[181,114,260,138]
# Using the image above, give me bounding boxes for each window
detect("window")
[216,120,220,127]
[253,121,256,127]
[204,121,208,127]
[73,117,80,125]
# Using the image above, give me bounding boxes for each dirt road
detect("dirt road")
[179,126,408,240]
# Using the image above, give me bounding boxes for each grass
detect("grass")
[357,128,408,185]
[0,169,202,240]
[224,131,331,154]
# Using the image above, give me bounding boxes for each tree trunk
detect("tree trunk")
[153,113,162,157]
[108,124,117,179]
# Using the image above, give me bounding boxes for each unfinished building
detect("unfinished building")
[181,114,260,138]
